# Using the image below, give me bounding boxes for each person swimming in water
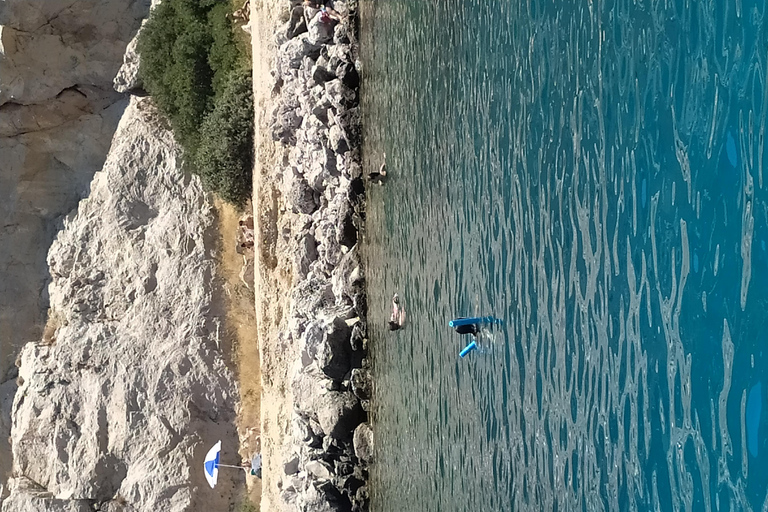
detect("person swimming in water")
[454,323,479,335]
[369,153,387,184]
[388,293,406,330]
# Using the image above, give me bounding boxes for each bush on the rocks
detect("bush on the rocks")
[195,72,254,205]
[137,0,253,206]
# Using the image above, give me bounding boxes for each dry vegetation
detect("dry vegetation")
[213,198,262,509]
[41,309,67,346]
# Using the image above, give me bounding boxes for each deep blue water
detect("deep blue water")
[360,0,768,510]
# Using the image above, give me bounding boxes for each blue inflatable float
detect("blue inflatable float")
[449,316,502,328]
[459,341,478,358]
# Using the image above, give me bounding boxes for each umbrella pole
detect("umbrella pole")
[216,463,246,470]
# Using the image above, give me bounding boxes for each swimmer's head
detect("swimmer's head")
[388,321,401,331]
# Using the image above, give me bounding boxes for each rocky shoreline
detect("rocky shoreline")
[264,1,373,510]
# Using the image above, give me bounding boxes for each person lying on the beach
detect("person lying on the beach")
[369,153,387,184]
[388,293,406,330]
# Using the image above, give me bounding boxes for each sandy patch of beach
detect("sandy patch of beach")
[249,1,296,510]
[213,197,263,507]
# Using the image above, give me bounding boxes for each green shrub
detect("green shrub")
[138,0,214,149]
[195,72,254,206]
[207,2,245,94]
[137,0,253,205]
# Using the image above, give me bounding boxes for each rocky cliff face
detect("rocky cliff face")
[1,1,243,509]
[2,96,241,512]
[0,0,149,492]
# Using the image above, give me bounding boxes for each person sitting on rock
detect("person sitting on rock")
[239,214,254,230]
[303,0,342,22]
[236,219,255,254]
[369,153,387,185]
[321,4,343,22]
[388,293,406,330]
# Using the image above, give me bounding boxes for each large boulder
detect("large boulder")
[291,273,335,320]
[315,317,352,380]
[295,231,320,279]
[293,366,364,441]
[316,391,364,441]
[302,481,352,512]
[350,369,371,401]
[288,174,318,214]
[332,249,364,304]
[306,11,335,46]
[113,28,143,93]
[314,215,344,272]
[353,423,374,463]
[271,99,303,144]
[277,34,321,78]
[329,124,349,154]
[324,79,357,111]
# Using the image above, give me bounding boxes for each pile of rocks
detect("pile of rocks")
[269,1,372,511]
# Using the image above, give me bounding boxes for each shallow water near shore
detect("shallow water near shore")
[360,0,768,510]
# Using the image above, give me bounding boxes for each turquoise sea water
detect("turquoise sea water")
[360,0,768,510]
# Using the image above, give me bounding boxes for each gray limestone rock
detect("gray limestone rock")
[306,11,335,46]
[292,273,335,320]
[271,8,370,510]
[0,0,149,500]
[289,175,319,214]
[324,79,357,111]
[305,460,333,481]
[329,124,349,154]
[316,317,352,381]
[353,423,373,463]
[350,369,371,401]
[271,100,303,145]
[284,456,301,476]
[332,249,363,305]
[293,366,363,441]
[113,28,143,93]
[316,391,364,441]
[295,231,320,279]
[277,35,321,77]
